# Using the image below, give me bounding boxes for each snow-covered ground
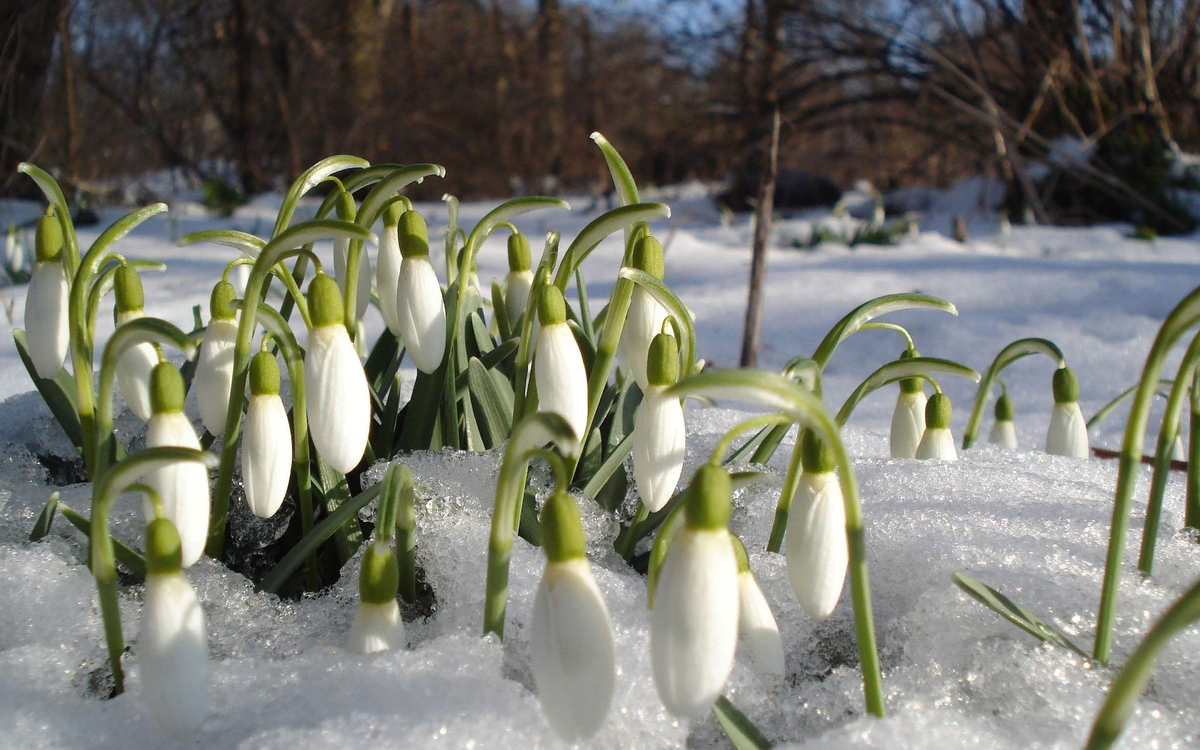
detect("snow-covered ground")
[0,181,1199,748]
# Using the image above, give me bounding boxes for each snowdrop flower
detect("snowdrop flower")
[144,363,210,568]
[786,431,848,621]
[1045,366,1089,458]
[394,210,447,373]
[633,332,686,512]
[305,273,370,474]
[989,392,1018,449]
[192,281,238,435]
[375,203,403,335]
[915,393,957,461]
[333,190,371,323]
[732,536,784,678]
[140,517,208,738]
[534,284,588,446]
[889,349,926,458]
[113,265,159,421]
[24,209,69,379]
[651,463,739,718]
[530,490,615,741]
[504,232,534,328]
[618,235,669,390]
[242,351,291,518]
[346,542,406,654]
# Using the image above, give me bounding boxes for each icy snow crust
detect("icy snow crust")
[0,184,1198,747]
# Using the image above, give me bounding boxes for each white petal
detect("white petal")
[395,256,447,373]
[915,427,957,461]
[144,413,209,568]
[243,394,292,518]
[534,322,589,445]
[376,225,402,334]
[633,387,686,512]
[140,572,208,738]
[304,325,370,474]
[346,600,406,654]
[334,237,372,322]
[530,558,616,741]
[504,270,534,329]
[229,263,251,299]
[115,311,158,421]
[25,261,70,379]
[889,391,926,458]
[737,571,784,678]
[1045,401,1090,458]
[785,471,848,621]
[618,286,668,391]
[989,419,1018,449]
[193,318,238,435]
[651,528,739,718]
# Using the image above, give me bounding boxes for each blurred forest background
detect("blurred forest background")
[3,0,1200,231]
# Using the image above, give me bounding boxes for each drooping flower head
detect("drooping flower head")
[243,351,292,518]
[504,231,534,329]
[395,210,447,373]
[346,542,406,654]
[304,272,370,474]
[530,490,616,741]
[534,284,589,446]
[25,208,70,379]
[144,362,210,568]
[731,535,784,678]
[376,202,404,335]
[333,189,371,323]
[633,332,686,512]
[889,348,926,459]
[113,263,159,421]
[618,235,669,390]
[786,430,848,620]
[989,391,1018,449]
[1045,366,1089,458]
[140,516,208,738]
[651,463,739,719]
[915,392,957,461]
[192,280,238,435]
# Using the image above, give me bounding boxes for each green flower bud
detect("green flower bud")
[631,236,665,280]
[507,232,532,272]
[209,280,237,320]
[308,272,345,328]
[382,201,403,227]
[800,430,835,473]
[35,209,63,263]
[538,284,567,327]
[899,348,923,394]
[926,392,952,430]
[249,351,281,396]
[359,544,400,604]
[994,393,1014,421]
[145,517,183,575]
[150,362,185,414]
[684,463,732,531]
[398,211,429,258]
[114,264,145,314]
[646,332,679,387]
[1052,366,1078,404]
[540,490,586,563]
[335,189,356,222]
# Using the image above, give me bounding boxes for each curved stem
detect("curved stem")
[836,356,979,427]
[962,338,1065,450]
[710,413,795,464]
[1088,380,1175,430]
[858,321,914,350]
[1187,379,1200,530]
[86,259,165,343]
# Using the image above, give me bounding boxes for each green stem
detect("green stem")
[836,357,979,426]
[1094,285,1200,665]
[858,321,914,349]
[390,464,417,603]
[1187,379,1200,529]
[962,338,1065,450]
[1088,380,1175,431]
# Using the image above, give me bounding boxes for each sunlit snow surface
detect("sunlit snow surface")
[0,182,1198,747]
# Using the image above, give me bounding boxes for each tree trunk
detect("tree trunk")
[1,0,68,196]
[740,109,780,369]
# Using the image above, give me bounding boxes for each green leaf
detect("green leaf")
[836,357,980,426]
[274,155,370,238]
[962,338,1066,449]
[87,204,169,268]
[581,431,633,503]
[590,132,640,207]
[952,572,1090,659]
[712,696,774,749]
[356,164,446,229]
[14,329,83,451]
[364,329,403,394]
[454,340,519,400]
[176,229,264,255]
[553,203,671,289]
[468,358,514,448]
[17,163,79,275]
[617,268,697,379]
[55,501,146,577]
[575,266,595,342]
[29,493,59,541]
[811,293,959,370]
[314,456,363,565]
[398,367,446,450]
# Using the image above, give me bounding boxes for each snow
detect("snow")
[0,179,1199,747]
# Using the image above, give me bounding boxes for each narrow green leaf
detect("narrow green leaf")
[581,432,633,501]
[712,696,774,750]
[837,357,980,426]
[617,268,697,379]
[811,293,959,370]
[314,456,363,564]
[454,340,519,400]
[56,501,146,577]
[177,229,264,255]
[962,338,1067,449]
[14,329,84,451]
[952,572,1090,659]
[356,164,446,229]
[553,203,671,289]
[1087,379,1175,430]
[590,132,640,207]
[29,493,59,542]
[575,266,595,342]
[468,358,514,447]
[274,155,370,238]
[398,368,446,450]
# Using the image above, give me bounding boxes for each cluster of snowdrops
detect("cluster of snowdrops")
[13,137,1195,749]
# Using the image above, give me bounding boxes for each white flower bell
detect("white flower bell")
[395,210,447,373]
[346,542,406,654]
[113,265,158,421]
[1045,366,1090,458]
[503,232,535,329]
[633,332,686,512]
[651,464,739,719]
[786,431,849,621]
[333,190,372,324]
[242,352,292,518]
[915,393,958,461]
[139,517,208,738]
[617,236,668,390]
[890,356,927,458]
[732,536,784,678]
[530,491,615,741]
[25,210,70,379]
[192,281,238,435]
[376,203,404,335]
[144,363,210,568]
[988,392,1018,449]
[534,284,588,446]
[304,273,370,474]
